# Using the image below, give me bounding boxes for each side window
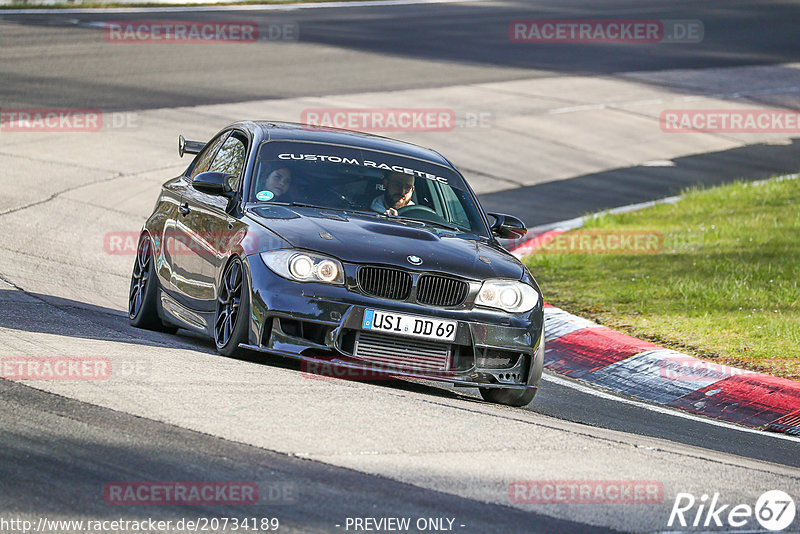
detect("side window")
[189,133,230,180]
[414,179,434,209]
[439,184,471,228]
[208,134,246,191]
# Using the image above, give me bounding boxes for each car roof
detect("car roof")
[231,121,455,168]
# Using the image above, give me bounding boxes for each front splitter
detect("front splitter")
[239,344,534,391]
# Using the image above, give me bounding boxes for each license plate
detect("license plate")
[362,309,457,342]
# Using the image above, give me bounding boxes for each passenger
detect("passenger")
[257,166,292,202]
[371,171,415,216]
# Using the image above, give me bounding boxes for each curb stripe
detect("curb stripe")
[543,306,600,342]
[764,410,800,435]
[545,327,661,378]
[541,305,800,430]
[580,349,721,404]
[543,373,800,442]
[667,373,800,428]
[541,300,800,432]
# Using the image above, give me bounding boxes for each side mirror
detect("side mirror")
[193,171,235,196]
[488,213,527,239]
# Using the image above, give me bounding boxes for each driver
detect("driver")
[371,171,415,216]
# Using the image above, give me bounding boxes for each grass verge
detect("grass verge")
[523,175,800,380]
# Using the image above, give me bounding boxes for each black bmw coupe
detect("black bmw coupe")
[129,121,544,406]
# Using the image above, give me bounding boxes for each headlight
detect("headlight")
[261,250,345,285]
[475,279,539,313]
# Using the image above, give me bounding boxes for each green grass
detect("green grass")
[524,175,800,380]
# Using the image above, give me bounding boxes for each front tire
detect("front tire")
[214,257,250,358]
[479,383,536,407]
[128,234,177,333]
[479,336,544,407]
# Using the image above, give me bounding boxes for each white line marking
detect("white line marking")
[0,0,480,15]
[549,103,606,114]
[642,159,675,167]
[542,372,800,443]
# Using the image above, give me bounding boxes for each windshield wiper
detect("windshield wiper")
[289,202,337,210]
[263,204,468,233]
[267,201,350,211]
[343,208,383,218]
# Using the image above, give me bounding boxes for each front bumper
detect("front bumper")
[244,254,544,389]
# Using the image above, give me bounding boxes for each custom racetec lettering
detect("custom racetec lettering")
[276,154,360,164]
[276,153,450,184]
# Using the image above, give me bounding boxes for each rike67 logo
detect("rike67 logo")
[668,490,796,531]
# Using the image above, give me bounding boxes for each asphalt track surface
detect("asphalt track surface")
[3,0,800,224]
[1,379,602,534]
[1,1,800,532]
[2,0,800,111]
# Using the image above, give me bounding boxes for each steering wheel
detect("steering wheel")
[397,205,447,223]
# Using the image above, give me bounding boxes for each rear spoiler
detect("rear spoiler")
[178,134,205,158]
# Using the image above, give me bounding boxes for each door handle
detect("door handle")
[179,203,190,216]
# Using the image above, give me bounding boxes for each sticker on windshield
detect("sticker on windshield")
[276,153,450,185]
[256,190,275,201]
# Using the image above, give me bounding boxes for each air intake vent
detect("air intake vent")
[353,331,450,372]
[416,274,468,307]
[357,266,412,301]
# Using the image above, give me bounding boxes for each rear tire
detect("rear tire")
[128,233,177,334]
[214,257,250,358]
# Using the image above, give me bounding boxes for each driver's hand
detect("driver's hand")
[384,208,398,216]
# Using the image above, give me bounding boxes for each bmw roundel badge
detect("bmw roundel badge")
[407,255,423,265]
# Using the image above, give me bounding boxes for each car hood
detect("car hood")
[247,205,524,280]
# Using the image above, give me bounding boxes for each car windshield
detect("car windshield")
[250,140,489,236]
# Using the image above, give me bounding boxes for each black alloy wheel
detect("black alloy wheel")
[215,258,249,356]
